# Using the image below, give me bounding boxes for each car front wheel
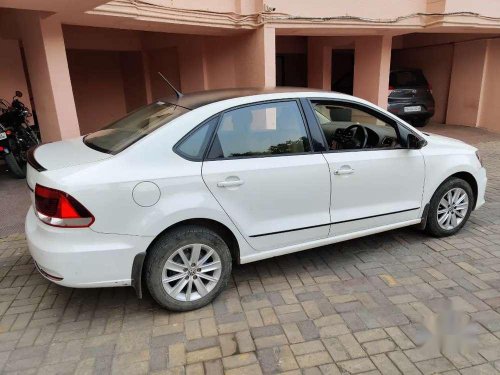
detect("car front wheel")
[145,225,232,311]
[425,177,474,237]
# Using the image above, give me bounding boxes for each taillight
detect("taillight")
[428,83,433,93]
[34,184,94,228]
[388,85,395,97]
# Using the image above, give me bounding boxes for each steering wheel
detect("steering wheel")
[342,124,368,149]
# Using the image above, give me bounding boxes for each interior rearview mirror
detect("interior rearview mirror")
[407,133,426,149]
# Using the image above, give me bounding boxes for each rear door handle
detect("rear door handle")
[334,167,354,175]
[217,179,244,188]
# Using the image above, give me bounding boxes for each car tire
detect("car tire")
[412,118,430,127]
[425,177,474,237]
[145,225,232,311]
[5,153,26,178]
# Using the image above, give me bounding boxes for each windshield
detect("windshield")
[390,70,428,88]
[83,101,188,154]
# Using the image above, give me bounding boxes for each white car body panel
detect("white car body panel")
[323,148,425,236]
[419,132,486,210]
[25,208,150,287]
[34,136,111,169]
[25,90,487,288]
[202,154,331,251]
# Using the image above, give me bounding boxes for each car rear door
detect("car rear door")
[202,100,331,252]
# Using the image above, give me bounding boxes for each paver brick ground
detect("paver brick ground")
[0,124,500,374]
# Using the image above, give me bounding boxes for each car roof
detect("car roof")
[163,87,324,110]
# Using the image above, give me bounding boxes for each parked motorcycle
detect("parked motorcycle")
[0,91,40,178]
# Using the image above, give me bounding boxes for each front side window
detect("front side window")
[312,102,400,151]
[84,101,188,154]
[208,101,311,159]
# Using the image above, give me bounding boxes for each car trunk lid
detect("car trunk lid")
[30,137,111,172]
[26,137,111,204]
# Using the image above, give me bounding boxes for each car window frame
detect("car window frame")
[173,114,220,162]
[305,98,414,153]
[204,98,318,161]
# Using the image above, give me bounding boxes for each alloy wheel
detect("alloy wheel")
[161,244,222,302]
[437,187,469,230]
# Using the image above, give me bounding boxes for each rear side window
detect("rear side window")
[208,101,311,159]
[84,101,188,154]
[389,70,428,88]
[175,117,218,161]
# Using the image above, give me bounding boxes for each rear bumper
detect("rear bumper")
[388,101,435,119]
[25,207,152,288]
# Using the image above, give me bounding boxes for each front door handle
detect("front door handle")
[334,166,354,175]
[217,179,244,188]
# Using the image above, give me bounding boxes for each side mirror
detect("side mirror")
[15,91,22,98]
[407,133,426,149]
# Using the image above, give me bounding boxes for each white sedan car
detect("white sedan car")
[25,88,486,311]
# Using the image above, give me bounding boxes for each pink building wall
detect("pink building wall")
[477,39,500,132]
[63,29,278,134]
[446,40,488,127]
[354,36,392,109]
[233,28,276,88]
[0,39,31,113]
[147,47,181,99]
[120,51,148,113]
[203,37,237,90]
[2,2,500,141]
[17,13,80,142]
[307,37,356,91]
[266,0,426,19]
[392,44,454,123]
[67,49,128,134]
[308,38,332,90]
[63,26,142,51]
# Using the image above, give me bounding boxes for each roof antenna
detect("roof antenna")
[158,72,183,99]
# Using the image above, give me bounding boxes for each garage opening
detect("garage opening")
[276,36,307,87]
[331,49,354,95]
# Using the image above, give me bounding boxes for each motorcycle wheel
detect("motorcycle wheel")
[5,152,26,178]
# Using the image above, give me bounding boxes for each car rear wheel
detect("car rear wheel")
[145,225,232,311]
[425,177,474,237]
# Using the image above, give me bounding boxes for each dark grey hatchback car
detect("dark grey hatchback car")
[333,68,435,127]
[387,68,435,127]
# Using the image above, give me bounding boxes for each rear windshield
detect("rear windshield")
[83,101,188,154]
[389,70,428,88]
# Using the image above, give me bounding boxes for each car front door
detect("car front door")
[308,99,425,236]
[202,100,331,251]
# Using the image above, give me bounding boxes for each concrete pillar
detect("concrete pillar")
[0,39,31,115]
[178,38,207,93]
[141,51,153,103]
[446,39,487,127]
[308,38,331,90]
[234,26,275,87]
[477,39,500,132]
[353,35,392,108]
[261,26,276,87]
[18,14,80,141]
